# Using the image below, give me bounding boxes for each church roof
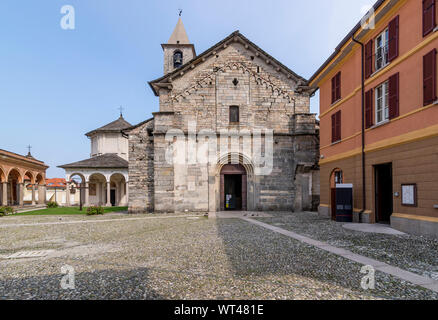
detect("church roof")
[168,17,190,45]
[58,153,128,169]
[85,115,132,137]
[122,117,154,134]
[0,149,48,168]
[149,31,309,96]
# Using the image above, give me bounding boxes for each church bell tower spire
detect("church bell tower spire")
[162,13,196,75]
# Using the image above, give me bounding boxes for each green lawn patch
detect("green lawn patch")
[12,206,128,216]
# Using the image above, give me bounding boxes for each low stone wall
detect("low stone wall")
[391,215,438,239]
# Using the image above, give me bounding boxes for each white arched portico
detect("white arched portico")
[59,116,131,207]
[63,167,128,207]
[109,173,128,206]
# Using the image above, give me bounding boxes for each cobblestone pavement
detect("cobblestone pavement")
[0,213,437,300]
[255,212,438,282]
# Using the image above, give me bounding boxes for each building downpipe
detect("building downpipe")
[352,35,366,222]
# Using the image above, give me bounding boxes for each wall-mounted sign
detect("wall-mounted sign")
[401,184,417,207]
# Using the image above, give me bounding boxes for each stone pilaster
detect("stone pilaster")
[1,182,7,206]
[31,185,36,205]
[18,183,24,206]
[84,182,90,206]
[106,182,111,207]
[65,183,70,206]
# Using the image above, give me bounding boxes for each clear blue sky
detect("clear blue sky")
[0,0,371,178]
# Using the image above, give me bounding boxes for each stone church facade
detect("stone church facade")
[124,18,319,213]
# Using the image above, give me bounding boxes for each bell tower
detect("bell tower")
[162,15,196,75]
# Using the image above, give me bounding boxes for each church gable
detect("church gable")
[150,31,309,95]
[152,39,311,133]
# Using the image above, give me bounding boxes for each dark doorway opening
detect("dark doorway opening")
[220,164,247,211]
[331,189,336,220]
[374,163,393,223]
[110,189,116,207]
[330,169,343,221]
[224,175,242,210]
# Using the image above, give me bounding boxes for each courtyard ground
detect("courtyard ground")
[12,206,128,216]
[0,211,437,300]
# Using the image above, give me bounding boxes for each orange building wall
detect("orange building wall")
[318,0,438,161]
[314,0,438,226]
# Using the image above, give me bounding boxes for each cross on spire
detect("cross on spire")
[118,106,124,117]
[27,145,32,157]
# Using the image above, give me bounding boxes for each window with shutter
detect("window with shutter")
[331,72,341,103]
[388,73,399,119]
[365,89,374,128]
[331,76,336,103]
[423,49,437,105]
[336,111,341,141]
[331,111,341,143]
[423,0,436,37]
[336,72,341,101]
[331,113,336,143]
[365,39,373,78]
[375,82,389,124]
[388,16,399,62]
[375,28,389,71]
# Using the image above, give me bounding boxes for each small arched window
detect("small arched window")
[173,50,183,68]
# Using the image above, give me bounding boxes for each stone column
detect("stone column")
[106,182,111,207]
[31,185,36,205]
[84,182,90,206]
[1,182,7,206]
[18,183,24,207]
[43,185,47,204]
[115,182,120,206]
[65,183,70,206]
[37,185,43,204]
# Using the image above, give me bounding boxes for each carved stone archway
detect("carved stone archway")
[220,164,247,211]
[212,153,255,212]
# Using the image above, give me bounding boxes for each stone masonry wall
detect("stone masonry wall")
[128,40,320,213]
[127,120,154,213]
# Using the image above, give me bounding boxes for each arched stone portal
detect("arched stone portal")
[110,173,127,207]
[67,173,85,206]
[23,171,35,205]
[88,173,107,206]
[7,169,22,206]
[213,153,255,212]
[220,164,247,211]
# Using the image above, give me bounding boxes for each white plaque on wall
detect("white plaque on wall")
[401,184,417,207]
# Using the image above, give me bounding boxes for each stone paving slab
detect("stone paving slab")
[343,223,406,235]
[2,250,55,260]
[210,211,273,219]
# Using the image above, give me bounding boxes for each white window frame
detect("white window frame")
[375,28,389,71]
[375,81,389,125]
